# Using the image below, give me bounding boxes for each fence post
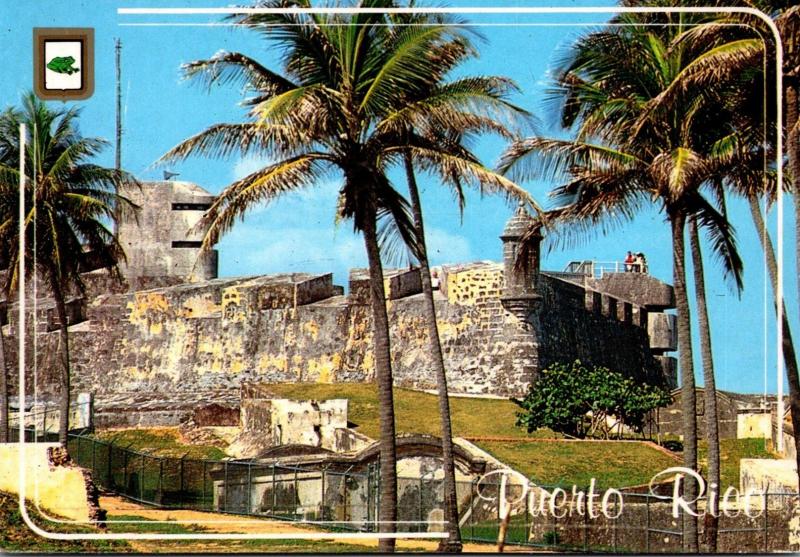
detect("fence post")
[140,453,145,501]
[583,503,589,551]
[91,437,96,474]
[180,454,186,493]
[295,468,300,518]
[763,492,769,552]
[612,496,618,552]
[123,449,128,494]
[645,493,651,553]
[247,462,252,515]
[344,473,349,523]
[107,442,113,488]
[158,458,164,505]
[470,478,476,541]
[419,477,424,533]
[321,469,326,522]
[223,461,229,512]
[202,460,207,509]
[272,464,277,515]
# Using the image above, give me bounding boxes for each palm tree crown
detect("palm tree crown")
[0,92,135,445]
[160,2,536,550]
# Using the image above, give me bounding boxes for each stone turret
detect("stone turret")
[498,203,543,389]
[500,202,542,313]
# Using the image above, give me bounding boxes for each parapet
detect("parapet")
[348,267,422,304]
[586,272,675,311]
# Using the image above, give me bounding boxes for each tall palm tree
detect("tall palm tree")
[159,2,534,550]
[688,214,720,551]
[0,93,134,445]
[499,14,746,551]
[631,0,800,489]
[377,14,536,549]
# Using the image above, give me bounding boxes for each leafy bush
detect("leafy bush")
[513,360,672,438]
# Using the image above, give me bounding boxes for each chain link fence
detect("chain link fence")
[63,433,797,551]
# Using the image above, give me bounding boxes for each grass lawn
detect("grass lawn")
[698,438,777,490]
[93,427,227,460]
[475,439,679,488]
[0,491,130,553]
[262,382,558,440]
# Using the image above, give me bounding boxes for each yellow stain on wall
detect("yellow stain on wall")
[257,353,289,373]
[231,359,245,374]
[303,319,320,341]
[222,287,245,323]
[126,365,147,381]
[181,295,220,318]
[310,353,342,383]
[436,312,474,339]
[0,444,90,522]
[445,266,503,306]
[127,292,170,336]
[128,292,169,322]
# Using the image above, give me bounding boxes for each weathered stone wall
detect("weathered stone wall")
[537,275,665,386]
[654,388,742,439]
[7,260,675,424]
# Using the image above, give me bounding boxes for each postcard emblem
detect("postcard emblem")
[33,28,94,100]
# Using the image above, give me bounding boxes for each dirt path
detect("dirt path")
[99,496,516,553]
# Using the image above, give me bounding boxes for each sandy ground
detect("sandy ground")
[99,495,525,553]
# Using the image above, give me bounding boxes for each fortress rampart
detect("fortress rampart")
[1,182,678,427]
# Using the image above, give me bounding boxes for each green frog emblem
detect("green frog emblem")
[46,56,79,75]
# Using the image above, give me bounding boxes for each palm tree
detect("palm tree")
[159,2,535,550]
[499,14,746,551]
[631,0,800,489]
[379,15,536,549]
[688,215,720,551]
[0,93,134,445]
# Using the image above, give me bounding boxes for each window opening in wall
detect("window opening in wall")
[171,203,211,211]
[171,241,203,248]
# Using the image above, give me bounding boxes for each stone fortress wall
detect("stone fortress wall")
[1,181,678,427]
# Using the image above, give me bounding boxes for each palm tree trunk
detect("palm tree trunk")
[0,328,8,443]
[788,78,800,361]
[49,270,71,446]
[671,211,698,552]
[403,152,462,553]
[688,216,719,552]
[748,197,800,489]
[362,202,398,553]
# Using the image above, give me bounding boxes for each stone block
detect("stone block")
[648,312,677,352]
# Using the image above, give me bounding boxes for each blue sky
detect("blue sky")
[4,1,797,395]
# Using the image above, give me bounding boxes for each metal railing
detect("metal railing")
[561,260,649,278]
[7,400,93,442]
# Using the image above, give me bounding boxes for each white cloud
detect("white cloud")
[232,155,272,181]
[424,227,473,266]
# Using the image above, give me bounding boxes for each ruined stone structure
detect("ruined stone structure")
[3,182,678,426]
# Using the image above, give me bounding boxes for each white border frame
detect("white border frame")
[17,3,784,543]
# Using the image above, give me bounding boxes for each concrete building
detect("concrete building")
[118,180,218,284]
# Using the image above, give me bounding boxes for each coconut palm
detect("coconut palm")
[159,2,535,550]
[499,14,747,551]
[376,14,537,549]
[0,326,7,443]
[633,0,800,493]
[0,93,134,445]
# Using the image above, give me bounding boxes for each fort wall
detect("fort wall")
[5,260,675,427]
